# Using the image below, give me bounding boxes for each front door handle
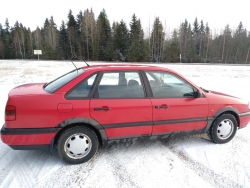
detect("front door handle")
[94,107,110,111]
[155,105,168,109]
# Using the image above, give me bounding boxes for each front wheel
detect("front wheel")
[57,126,99,164]
[210,114,238,144]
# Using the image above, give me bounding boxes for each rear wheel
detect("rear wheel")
[210,114,238,144]
[57,126,99,164]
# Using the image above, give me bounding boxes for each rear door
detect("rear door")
[90,71,153,139]
[144,71,209,135]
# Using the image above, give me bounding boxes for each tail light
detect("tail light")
[5,105,16,121]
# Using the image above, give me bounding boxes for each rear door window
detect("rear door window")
[96,71,145,98]
[66,73,97,99]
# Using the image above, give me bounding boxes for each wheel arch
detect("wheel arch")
[213,106,240,127]
[204,106,240,133]
[54,117,108,147]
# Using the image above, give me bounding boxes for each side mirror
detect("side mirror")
[194,90,201,98]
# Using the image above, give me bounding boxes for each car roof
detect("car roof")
[81,63,174,72]
[79,63,200,90]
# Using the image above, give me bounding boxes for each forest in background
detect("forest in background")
[0,9,250,63]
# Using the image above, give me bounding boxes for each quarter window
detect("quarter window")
[96,71,145,98]
[146,71,195,98]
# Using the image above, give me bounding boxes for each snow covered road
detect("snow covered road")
[0,60,250,188]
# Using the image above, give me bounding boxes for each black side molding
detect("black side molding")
[1,126,59,135]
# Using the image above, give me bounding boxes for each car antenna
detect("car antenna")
[84,61,90,67]
[71,58,78,73]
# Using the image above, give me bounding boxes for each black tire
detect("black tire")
[210,114,238,144]
[57,126,99,164]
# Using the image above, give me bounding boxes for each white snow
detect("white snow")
[0,60,250,188]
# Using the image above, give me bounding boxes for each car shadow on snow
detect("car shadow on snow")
[96,133,213,158]
[4,133,212,167]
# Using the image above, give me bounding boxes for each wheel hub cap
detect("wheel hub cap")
[64,133,92,159]
[217,119,234,140]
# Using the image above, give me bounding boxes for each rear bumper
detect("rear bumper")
[9,145,50,150]
[1,125,59,150]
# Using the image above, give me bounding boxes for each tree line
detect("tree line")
[0,9,249,63]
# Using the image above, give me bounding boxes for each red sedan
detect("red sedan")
[1,64,250,164]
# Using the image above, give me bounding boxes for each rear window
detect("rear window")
[44,68,85,93]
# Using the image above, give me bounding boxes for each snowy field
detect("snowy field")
[0,60,250,188]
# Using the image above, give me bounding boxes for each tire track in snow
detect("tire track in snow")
[36,147,106,187]
[0,150,18,188]
[9,150,52,187]
[82,141,159,188]
[0,150,54,188]
[161,139,243,188]
[109,156,139,188]
[106,142,154,188]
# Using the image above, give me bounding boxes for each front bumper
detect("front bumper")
[1,125,60,150]
[239,111,250,128]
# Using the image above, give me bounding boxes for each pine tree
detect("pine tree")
[76,10,84,59]
[192,17,200,62]
[96,9,113,61]
[221,25,232,63]
[33,27,42,52]
[128,14,147,62]
[163,29,180,62]
[59,21,69,59]
[0,23,2,35]
[187,23,196,62]
[233,22,247,63]
[89,9,98,60]
[204,23,211,62]
[0,23,4,58]
[193,18,199,34]
[12,21,21,58]
[199,20,205,61]
[179,19,189,62]
[246,31,250,63]
[2,18,14,59]
[80,9,97,60]
[113,20,129,61]
[41,17,59,59]
[67,10,78,59]
[150,17,165,62]
[27,28,34,59]
[76,11,83,34]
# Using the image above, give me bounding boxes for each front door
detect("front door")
[90,71,153,139]
[145,71,209,135]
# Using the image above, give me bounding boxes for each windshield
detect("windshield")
[44,68,85,93]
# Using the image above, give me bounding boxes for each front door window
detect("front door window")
[146,71,195,98]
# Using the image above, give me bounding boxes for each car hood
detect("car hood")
[205,90,248,111]
[208,90,240,99]
[9,83,47,96]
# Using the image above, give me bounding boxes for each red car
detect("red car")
[1,64,250,164]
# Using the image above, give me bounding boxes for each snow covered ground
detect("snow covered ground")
[0,60,250,188]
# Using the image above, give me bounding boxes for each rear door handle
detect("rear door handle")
[155,105,168,109]
[94,107,110,111]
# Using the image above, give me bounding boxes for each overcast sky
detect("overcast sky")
[1,0,250,34]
